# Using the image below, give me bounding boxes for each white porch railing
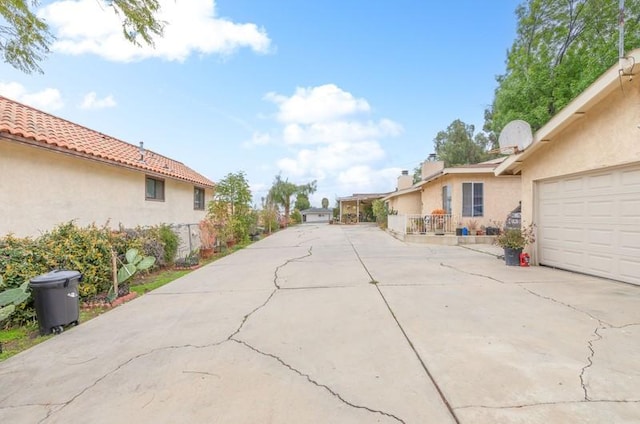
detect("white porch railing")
[388,214,459,235]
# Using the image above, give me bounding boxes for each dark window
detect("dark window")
[442,185,451,214]
[194,187,205,210]
[145,177,165,201]
[462,182,483,217]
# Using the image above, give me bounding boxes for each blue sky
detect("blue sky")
[0,0,521,206]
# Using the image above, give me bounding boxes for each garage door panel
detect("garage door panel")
[621,198,640,216]
[587,228,613,247]
[587,254,614,273]
[587,173,614,190]
[564,177,584,192]
[619,259,640,284]
[564,200,585,216]
[587,199,614,217]
[562,227,585,243]
[537,163,640,285]
[621,168,640,186]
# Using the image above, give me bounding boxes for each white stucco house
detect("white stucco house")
[300,208,333,223]
[495,49,640,285]
[0,96,215,238]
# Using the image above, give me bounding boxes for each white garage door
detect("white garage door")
[537,164,640,285]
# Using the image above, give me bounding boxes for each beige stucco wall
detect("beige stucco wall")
[387,191,421,215]
[519,79,640,228]
[420,173,521,228]
[0,140,213,237]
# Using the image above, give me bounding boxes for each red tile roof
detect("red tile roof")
[0,96,215,188]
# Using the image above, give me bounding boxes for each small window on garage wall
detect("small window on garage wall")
[194,187,205,210]
[145,176,165,201]
[462,182,483,217]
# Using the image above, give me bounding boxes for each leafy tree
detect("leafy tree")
[412,164,422,183]
[488,0,640,134]
[267,174,317,226]
[213,171,252,216]
[321,197,329,209]
[294,193,311,211]
[433,119,492,166]
[372,199,388,228]
[1,0,164,73]
[208,171,253,243]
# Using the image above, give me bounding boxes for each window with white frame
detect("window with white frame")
[145,176,165,201]
[194,187,205,210]
[462,182,483,217]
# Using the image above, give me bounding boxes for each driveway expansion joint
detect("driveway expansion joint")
[348,236,460,424]
[229,338,406,424]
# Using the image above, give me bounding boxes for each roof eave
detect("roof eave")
[496,51,640,175]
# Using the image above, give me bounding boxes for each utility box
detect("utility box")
[29,270,82,335]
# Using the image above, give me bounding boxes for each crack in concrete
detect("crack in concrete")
[579,325,603,401]
[273,246,313,289]
[230,339,406,424]
[455,398,640,410]
[38,342,227,423]
[439,262,507,285]
[227,289,278,340]
[438,261,634,405]
[608,322,640,330]
[224,246,315,339]
[518,286,613,327]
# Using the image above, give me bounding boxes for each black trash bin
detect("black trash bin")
[29,270,82,335]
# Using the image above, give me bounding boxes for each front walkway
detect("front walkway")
[1,224,639,423]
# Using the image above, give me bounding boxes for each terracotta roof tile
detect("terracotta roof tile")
[0,96,215,188]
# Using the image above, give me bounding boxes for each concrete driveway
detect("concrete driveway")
[1,224,639,423]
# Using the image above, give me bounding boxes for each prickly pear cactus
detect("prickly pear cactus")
[0,279,30,322]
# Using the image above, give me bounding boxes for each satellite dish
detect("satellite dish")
[498,120,533,154]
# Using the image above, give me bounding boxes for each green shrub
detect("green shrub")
[158,224,179,265]
[0,221,173,325]
[290,209,302,224]
[38,222,114,298]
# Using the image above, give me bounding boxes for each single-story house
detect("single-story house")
[300,207,333,223]
[383,170,422,215]
[0,96,215,239]
[384,158,521,230]
[495,49,640,285]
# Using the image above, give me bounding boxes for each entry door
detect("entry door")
[536,164,640,285]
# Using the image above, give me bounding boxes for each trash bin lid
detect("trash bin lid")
[29,270,81,288]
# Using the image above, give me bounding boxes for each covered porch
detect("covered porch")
[337,193,389,224]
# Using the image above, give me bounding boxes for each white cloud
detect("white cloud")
[265,84,403,199]
[265,84,370,124]
[242,131,271,149]
[0,82,64,111]
[282,119,403,145]
[39,0,271,62]
[80,92,116,110]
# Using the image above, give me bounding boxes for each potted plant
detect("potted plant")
[431,208,446,235]
[494,223,536,266]
[198,219,216,259]
[466,219,479,235]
